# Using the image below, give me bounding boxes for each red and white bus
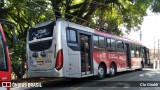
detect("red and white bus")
[26,18,150,79]
[0,24,11,89]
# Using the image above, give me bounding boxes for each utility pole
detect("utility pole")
[140,30,142,41]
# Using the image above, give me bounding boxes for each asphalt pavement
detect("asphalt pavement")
[11,68,160,90]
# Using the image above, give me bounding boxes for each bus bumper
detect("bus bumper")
[27,68,63,78]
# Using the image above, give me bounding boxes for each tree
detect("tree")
[50,0,152,34]
[10,39,26,79]
[150,0,160,13]
[0,0,54,79]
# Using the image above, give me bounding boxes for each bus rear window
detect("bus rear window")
[29,21,54,41]
[0,34,7,71]
[29,39,52,51]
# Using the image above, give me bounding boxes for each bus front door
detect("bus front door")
[125,43,131,68]
[80,34,92,76]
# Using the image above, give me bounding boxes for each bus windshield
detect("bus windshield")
[0,33,6,71]
[28,21,55,51]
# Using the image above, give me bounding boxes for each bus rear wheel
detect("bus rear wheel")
[109,63,116,77]
[96,64,106,80]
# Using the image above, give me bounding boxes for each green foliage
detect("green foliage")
[1,0,55,79]
[9,39,26,79]
[49,0,153,34]
[151,0,160,13]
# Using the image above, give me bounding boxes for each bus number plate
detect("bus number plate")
[37,61,43,65]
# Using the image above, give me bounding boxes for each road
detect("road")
[11,68,160,90]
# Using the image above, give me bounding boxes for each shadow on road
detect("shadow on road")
[24,70,144,90]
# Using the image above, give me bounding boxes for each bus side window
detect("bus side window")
[116,40,125,53]
[135,45,138,57]
[136,46,140,57]
[99,36,105,51]
[106,38,108,47]
[107,39,116,52]
[106,38,113,52]
[93,35,99,51]
[140,46,144,58]
[66,28,79,50]
[111,39,116,48]
[107,38,111,47]
[67,29,77,43]
[93,35,105,51]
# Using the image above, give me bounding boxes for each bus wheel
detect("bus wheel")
[109,63,116,77]
[96,64,106,80]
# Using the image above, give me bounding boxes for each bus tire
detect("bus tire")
[96,64,106,80]
[109,63,116,77]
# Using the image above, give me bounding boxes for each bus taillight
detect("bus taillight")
[55,49,63,70]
